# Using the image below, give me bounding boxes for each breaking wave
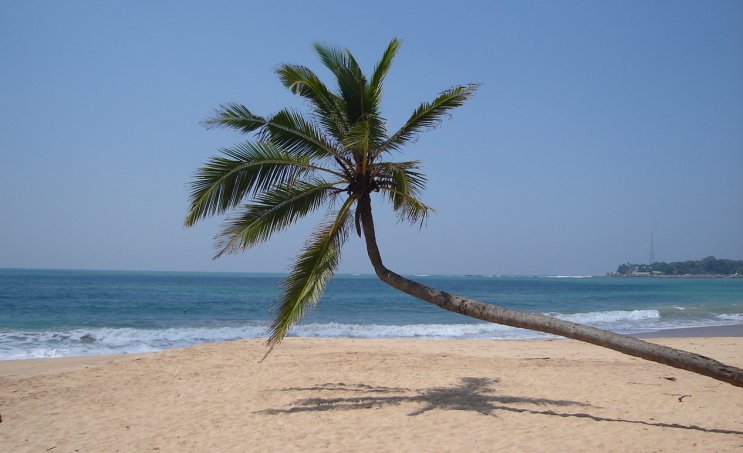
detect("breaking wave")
[2,309,741,360]
[553,309,660,324]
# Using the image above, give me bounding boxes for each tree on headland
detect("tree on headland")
[617,257,743,276]
[185,39,743,387]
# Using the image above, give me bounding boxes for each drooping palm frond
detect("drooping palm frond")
[377,84,479,154]
[214,179,343,258]
[381,188,432,226]
[185,141,338,226]
[375,161,431,225]
[267,197,355,347]
[374,161,427,192]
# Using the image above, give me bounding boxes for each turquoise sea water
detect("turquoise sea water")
[1,268,741,359]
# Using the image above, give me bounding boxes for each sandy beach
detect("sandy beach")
[1,332,743,452]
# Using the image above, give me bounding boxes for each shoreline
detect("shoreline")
[635,323,743,338]
[1,323,742,365]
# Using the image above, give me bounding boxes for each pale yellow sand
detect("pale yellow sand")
[1,338,742,452]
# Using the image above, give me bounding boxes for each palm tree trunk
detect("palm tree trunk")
[357,194,743,388]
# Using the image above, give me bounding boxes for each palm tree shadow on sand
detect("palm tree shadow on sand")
[260,377,743,435]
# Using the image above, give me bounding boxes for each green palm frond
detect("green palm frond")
[205,104,342,160]
[344,120,372,159]
[313,43,367,125]
[276,64,335,107]
[263,109,345,160]
[378,84,479,154]
[214,179,343,258]
[375,161,427,194]
[275,64,348,140]
[360,39,402,147]
[376,161,431,225]
[202,103,266,134]
[267,197,355,347]
[369,39,401,113]
[380,188,432,226]
[185,141,338,226]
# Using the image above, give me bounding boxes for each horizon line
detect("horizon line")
[0,266,602,278]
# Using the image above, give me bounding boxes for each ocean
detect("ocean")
[1,268,741,360]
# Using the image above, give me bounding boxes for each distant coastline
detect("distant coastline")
[609,256,742,278]
[607,273,742,278]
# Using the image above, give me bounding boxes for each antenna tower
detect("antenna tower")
[649,233,655,264]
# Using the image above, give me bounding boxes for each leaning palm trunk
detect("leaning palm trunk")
[188,39,743,390]
[358,195,743,388]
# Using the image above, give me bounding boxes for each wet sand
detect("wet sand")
[636,323,743,338]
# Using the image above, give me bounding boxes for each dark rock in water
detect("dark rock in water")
[80,334,96,344]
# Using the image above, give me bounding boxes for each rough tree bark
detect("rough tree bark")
[357,194,743,388]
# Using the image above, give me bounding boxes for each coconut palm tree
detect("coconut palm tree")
[185,39,743,387]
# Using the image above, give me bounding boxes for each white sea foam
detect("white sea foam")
[718,313,743,322]
[291,322,544,340]
[0,325,269,360]
[546,275,593,279]
[2,308,740,360]
[552,309,660,324]
[0,322,553,359]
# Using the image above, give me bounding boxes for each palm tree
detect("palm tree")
[185,39,743,387]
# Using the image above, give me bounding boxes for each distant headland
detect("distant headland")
[609,256,743,278]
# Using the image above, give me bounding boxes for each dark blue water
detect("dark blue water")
[1,269,741,359]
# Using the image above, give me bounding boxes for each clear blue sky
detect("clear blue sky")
[1,0,742,275]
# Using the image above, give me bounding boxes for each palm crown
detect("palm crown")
[185,39,477,347]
